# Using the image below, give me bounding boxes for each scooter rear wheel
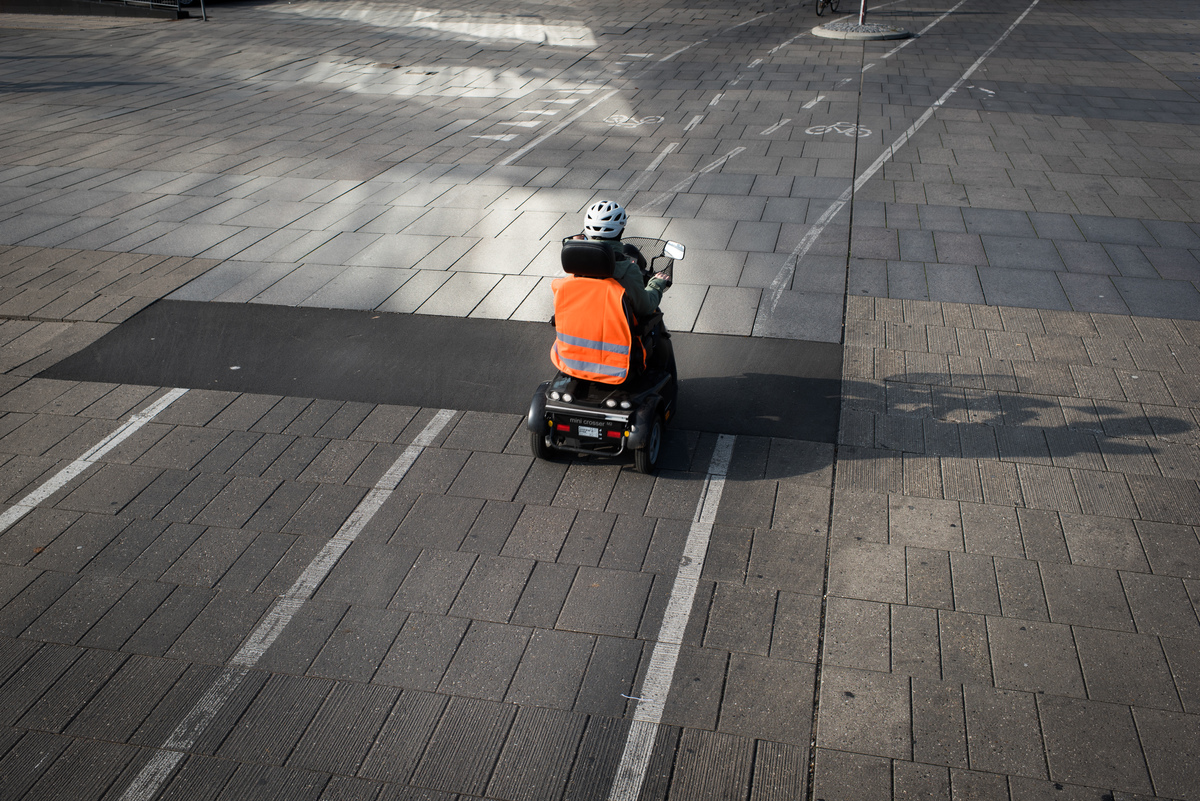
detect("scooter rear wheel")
[530,430,555,460]
[634,413,663,474]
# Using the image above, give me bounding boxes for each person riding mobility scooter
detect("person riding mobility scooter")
[527,201,685,473]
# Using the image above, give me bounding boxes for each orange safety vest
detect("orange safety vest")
[550,275,641,384]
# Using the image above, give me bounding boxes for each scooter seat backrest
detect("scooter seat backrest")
[561,239,616,278]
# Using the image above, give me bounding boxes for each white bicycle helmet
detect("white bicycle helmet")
[584,200,628,239]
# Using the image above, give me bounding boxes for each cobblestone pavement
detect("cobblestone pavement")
[2,0,1200,799]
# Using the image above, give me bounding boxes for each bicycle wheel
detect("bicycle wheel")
[815,0,826,16]
[829,0,840,11]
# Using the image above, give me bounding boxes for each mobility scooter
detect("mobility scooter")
[527,236,685,474]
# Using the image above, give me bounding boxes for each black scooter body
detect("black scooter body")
[527,236,682,473]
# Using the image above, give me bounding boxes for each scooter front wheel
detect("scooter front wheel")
[530,430,555,460]
[634,413,663,474]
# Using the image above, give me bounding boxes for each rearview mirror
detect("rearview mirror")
[663,241,685,260]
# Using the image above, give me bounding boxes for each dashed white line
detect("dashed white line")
[683,114,705,132]
[646,142,679,172]
[708,93,724,107]
[115,409,457,801]
[0,387,189,536]
[803,94,826,109]
[606,434,736,801]
[760,118,792,135]
[634,147,746,212]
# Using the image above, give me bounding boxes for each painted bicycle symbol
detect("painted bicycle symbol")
[604,114,665,128]
[804,121,872,138]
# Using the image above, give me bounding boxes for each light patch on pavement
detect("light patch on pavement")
[265,3,598,47]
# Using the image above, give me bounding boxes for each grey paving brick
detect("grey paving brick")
[828,537,905,604]
[308,605,408,683]
[1136,520,1200,580]
[16,647,125,734]
[390,549,474,614]
[21,738,138,801]
[375,613,468,691]
[1041,561,1134,631]
[817,664,910,760]
[0,729,71,800]
[747,527,825,594]
[0,570,78,638]
[500,504,575,561]
[717,651,813,746]
[159,527,255,588]
[1121,571,1200,640]
[392,494,484,550]
[219,673,331,765]
[27,512,130,574]
[703,583,776,657]
[450,555,533,624]
[909,676,966,769]
[890,495,963,550]
[64,653,186,742]
[1132,707,1200,801]
[487,706,587,801]
[409,696,516,796]
[1038,695,1152,794]
[22,574,131,645]
[357,689,447,784]
[253,599,346,676]
[557,565,654,639]
[457,499,522,556]
[119,583,213,657]
[315,542,418,608]
[810,748,891,801]
[938,610,992,686]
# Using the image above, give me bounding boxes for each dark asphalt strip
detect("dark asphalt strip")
[40,300,842,443]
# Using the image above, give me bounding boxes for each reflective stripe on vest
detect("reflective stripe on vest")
[550,275,636,385]
[551,344,627,378]
[556,332,630,356]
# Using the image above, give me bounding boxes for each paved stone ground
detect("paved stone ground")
[1,0,1200,799]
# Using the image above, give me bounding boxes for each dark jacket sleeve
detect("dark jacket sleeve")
[613,258,666,318]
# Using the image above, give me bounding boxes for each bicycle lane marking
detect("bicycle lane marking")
[0,386,189,535]
[606,433,736,801]
[754,0,1044,333]
[115,408,458,801]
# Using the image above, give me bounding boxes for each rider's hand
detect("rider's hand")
[653,271,672,288]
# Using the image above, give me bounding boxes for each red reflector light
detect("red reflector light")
[556,424,571,431]
[607,430,622,438]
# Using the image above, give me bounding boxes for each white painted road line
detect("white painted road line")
[881,0,970,59]
[646,142,679,172]
[633,147,746,213]
[803,95,826,109]
[115,408,457,801]
[606,434,736,801]
[760,118,792,135]
[620,142,682,201]
[754,0,1043,332]
[497,90,620,166]
[683,114,705,133]
[0,387,189,536]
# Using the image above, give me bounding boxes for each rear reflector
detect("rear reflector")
[607,430,622,438]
